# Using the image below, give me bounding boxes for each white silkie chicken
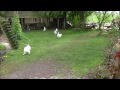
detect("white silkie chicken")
[54,28,58,34]
[43,26,46,31]
[57,32,62,38]
[23,44,31,55]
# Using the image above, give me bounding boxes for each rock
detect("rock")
[0,42,12,50]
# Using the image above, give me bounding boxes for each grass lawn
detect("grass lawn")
[0,29,111,77]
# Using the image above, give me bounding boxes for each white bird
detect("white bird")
[55,28,58,32]
[69,23,73,26]
[57,32,62,38]
[67,21,73,26]
[54,28,58,34]
[43,26,46,31]
[23,44,31,55]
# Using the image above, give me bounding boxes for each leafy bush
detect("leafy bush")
[66,15,80,27]
[0,44,6,51]
[11,12,22,40]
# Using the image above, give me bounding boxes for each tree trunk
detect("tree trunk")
[46,18,48,27]
[63,17,66,29]
[98,23,102,30]
[80,11,86,30]
[0,25,6,37]
[97,23,103,36]
[19,18,24,30]
[97,11,107,36]
[57,18,59,28]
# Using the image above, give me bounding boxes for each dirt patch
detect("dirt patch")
[1,59,77,79]
[0,34,8,42]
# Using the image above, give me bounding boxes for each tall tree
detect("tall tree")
[11,11,22,40]
[95,11,110,35]
[111,11,118,29]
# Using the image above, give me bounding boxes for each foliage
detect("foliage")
[66,15,80,27]
[66,11,93,28]
[0,11,29,49]
[0,12,19,49]
[95,11,107,24]
[11,11,22,40]
[95,11,112,27]
[2,21,19,49]
[95,11,112,36]
[86,12,113,23]
[37,11,93,28]
[0,44,6,51]
[108,29,120,38]
[0,11,5,17]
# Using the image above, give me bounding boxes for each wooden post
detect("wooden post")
[57,18,59,29]
[63,18,66,29]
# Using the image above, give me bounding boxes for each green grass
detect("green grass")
[0,29,111,77]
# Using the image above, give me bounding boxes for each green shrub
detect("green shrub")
[11,12,22,40]
[0,44,6,51]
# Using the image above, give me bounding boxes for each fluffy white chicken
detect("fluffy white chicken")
[23,44,31,55]
[43,26,46,31]
[54,28,58,34]
[57,32,62,38]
